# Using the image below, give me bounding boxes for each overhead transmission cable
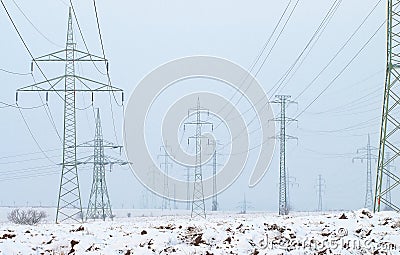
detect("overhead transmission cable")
[293,0,383,102]
[0,67,30,76]
[91,0,123,145]
[271,0,342,96]
[214,0,339,134]
[10,0,62,47]
[68,0,107,75]
[1,1,64,162]
[220,1,384,154]
[210,0,300,132]
[293,20,385,120]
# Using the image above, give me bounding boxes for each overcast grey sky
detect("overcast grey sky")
[0,0,388,212]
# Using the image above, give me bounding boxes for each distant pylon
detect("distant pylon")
[185,98,213,218]
[158,143,172,210]
[86,109,111,220]
[207,139,221,212]
[353,134,377,210]
[375,0,400,212]
[79,108,127,221]
[315,175,326,212]
[211,149,218,211]
[271,95,297,216]
[16,8,123,223]
[184,167,192,210]
[238,193,252,214]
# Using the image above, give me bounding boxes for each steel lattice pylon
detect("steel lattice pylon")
[316,175,325,212]
[374,0,400,212]
[354,134,377,210]
[158,144,172,210]
[211,149,218,211]
[185,98,213,219]
[271,95,297,216]
[86,109,112,220]
[16,8,122,223]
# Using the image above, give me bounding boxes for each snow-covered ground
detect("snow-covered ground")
[0,208,399,254]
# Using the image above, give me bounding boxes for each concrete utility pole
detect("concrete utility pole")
[353,134,377,210]
[16,8,123,223]
[185,98,213,219]
[271,95,297,216]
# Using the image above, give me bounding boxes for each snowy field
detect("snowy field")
[0,208,399,254]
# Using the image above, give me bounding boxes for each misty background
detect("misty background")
[0,0,388,212]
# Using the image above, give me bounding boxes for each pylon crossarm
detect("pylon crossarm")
[17,76,64,92]
[34,49,68,61]
[184,121,213,125]
[75,76,122,92]
[34,49,107,62]
[103,155,129,165]
[75,140,122,149]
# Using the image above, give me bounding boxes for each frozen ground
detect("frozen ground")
[0,208,399,254]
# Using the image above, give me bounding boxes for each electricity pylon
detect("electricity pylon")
[271,95,297,216]
[375,0,400,212]
[84,109,127,221]
[315,175,326,212]
[183,167,192,210]
[353,134,377,210]
[16,9,122,223]
[211,149,218,211]
[237,193,252,214]
[185,98,213,218]
[207,139,221,212]
[158,143,173,210]
[147,166,159,209]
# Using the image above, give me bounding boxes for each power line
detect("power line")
[203,0,297,131]
[0,148,59,160]
[212,0,378,155]
[293,20,385,119]
[271,0,342,96]
[294,0,383,102]
[29,74,63,142]
[17,108,58,165]
[0,101,46,110]
[1,0,66,102]
[10,0,62,47]
[0,67,30,76]
[91,0,123,145]
[68,0,107,76]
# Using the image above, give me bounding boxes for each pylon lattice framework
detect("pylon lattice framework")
[83,109,127,220]
[353,134,377,210]
[211,149,218,211]
[16,8,122,223]
[271,95,297,216]
[316,175,325,212]
[158,144,172,210]
[375,0,400,212]
[185,98,213,219]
